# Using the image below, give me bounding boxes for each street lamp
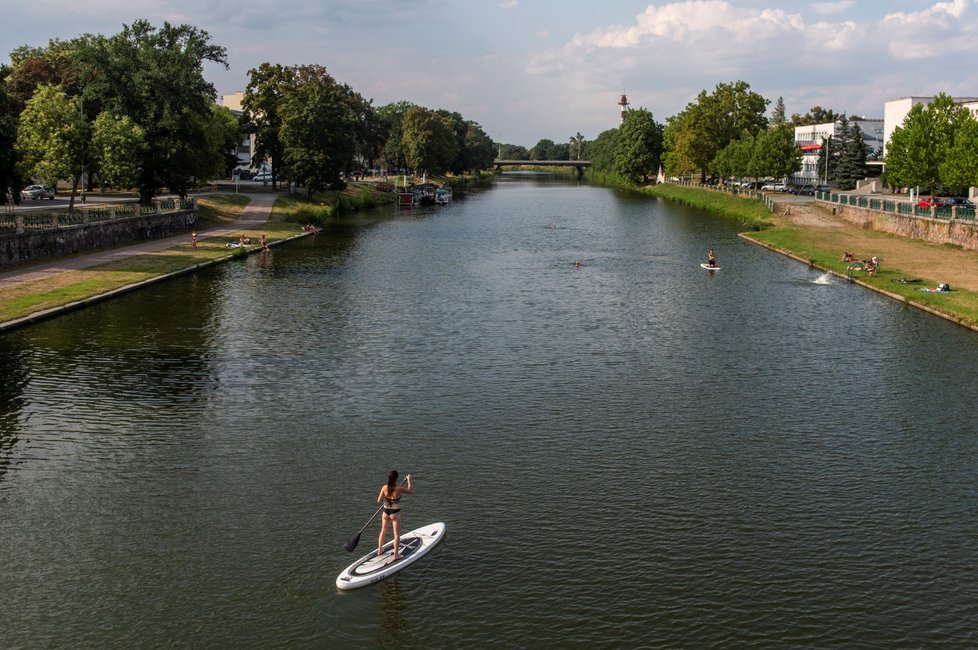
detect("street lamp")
[822,134,831,188]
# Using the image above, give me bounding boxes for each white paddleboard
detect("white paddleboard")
[701,263,721,271]
[336,522,445,590]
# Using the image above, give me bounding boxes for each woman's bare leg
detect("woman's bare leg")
[392,516,402,559]
[378,516,390,556]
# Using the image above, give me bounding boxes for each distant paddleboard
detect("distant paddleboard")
[701,263,720,271]
[336,522,445,590]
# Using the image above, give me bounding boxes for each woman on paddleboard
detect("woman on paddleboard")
[707,248,717,268]
[377,470,413,559]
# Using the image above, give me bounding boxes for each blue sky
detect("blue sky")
[3,1,978,146]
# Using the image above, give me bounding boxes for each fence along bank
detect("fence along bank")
[0,198,197,269]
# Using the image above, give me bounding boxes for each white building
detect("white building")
[791,118,884,187]
[883,96,978,156]
[220,91,255,174]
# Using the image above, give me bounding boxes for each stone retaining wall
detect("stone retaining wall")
[0,208,197,268]
[829,202,978,253]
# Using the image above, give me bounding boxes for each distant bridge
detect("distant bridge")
[494,159,591,178]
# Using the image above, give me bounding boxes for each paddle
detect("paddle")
[345,475,409,553]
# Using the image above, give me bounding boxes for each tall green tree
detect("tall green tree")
[458,121,495,172]
[790,106,842,127]
[243,62,291,189]
[940,114,978,191]
[377,100,415,170]
[614,108,662,184]
[834,123,869,190]
[710,132,754,180]
[885,94,965,195]
[279,65,357,194]
[771,96,787,127]
[750,124,802,181]
[530,138,557,160]
[663,80,768,180]
[584,128,619,173]
[15,84,88,207]
[91,110,144,189]
[570,132,586,160]
[85,21,228,201]
[497,143,529,160]
[402,106,457,173]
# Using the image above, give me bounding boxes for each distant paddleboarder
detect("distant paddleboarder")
[377,470,413,560]
[707,248,717,268]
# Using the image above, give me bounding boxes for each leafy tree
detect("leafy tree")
[196,104,242,182]
[529,139,556,160]
[710,132,754,180]
[790,106,842,127]
[584,128,619,173]
[940,114,978,191]
[15,84,88,206]
[771,96,787,127]
[458,121,494,172]
[750,125,802,181]
[497,143,529,160]
[663,80,768,180]
[84,21,229,202]
[402,105,457,173]
[279,65,356,194]
[614,108,662,184]
[377,101,415,170]
[5,40,85,112]
[346,92,385,171]
[243,62,291,189]
[569,132,586,160]
[91,110,144,188]
[885,94,965,195]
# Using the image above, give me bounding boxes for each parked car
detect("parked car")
[232,168,253,180]
[917,196,946,208]
[21,184,56,200]
[253,172,273,182]
[789,185,815,196]
[761,182,787,192]
[943,197,976,209]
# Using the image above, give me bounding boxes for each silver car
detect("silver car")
[21,184,56,200]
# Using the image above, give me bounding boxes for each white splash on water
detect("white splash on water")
[813,272,834,285]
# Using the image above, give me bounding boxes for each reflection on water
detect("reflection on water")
[1,174,977,648]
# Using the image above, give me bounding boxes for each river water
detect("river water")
[1,174,976,648]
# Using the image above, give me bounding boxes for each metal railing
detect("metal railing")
[816,191,975,222]
[3,198,195,235]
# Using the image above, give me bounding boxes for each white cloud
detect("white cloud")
[810,1,855,15]
[881,0,978,60]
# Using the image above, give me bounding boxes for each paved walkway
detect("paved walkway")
[0,192,279,289]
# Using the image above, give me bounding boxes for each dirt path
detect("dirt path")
[766,200,978,292]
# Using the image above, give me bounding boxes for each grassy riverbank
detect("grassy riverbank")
[642,183,978,330]
[638,183,774,231]
[0,194,302,326]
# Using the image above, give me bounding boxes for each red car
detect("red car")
[917,196,947,208]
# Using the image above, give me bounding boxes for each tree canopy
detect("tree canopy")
[885,94,972,195]
[614,108,662,184]
[663,80,768,180]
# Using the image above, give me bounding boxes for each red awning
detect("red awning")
[799,144,821,151]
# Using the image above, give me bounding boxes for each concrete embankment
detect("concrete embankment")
[0,192,313,332]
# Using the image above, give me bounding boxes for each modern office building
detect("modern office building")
[791,118,884,187]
